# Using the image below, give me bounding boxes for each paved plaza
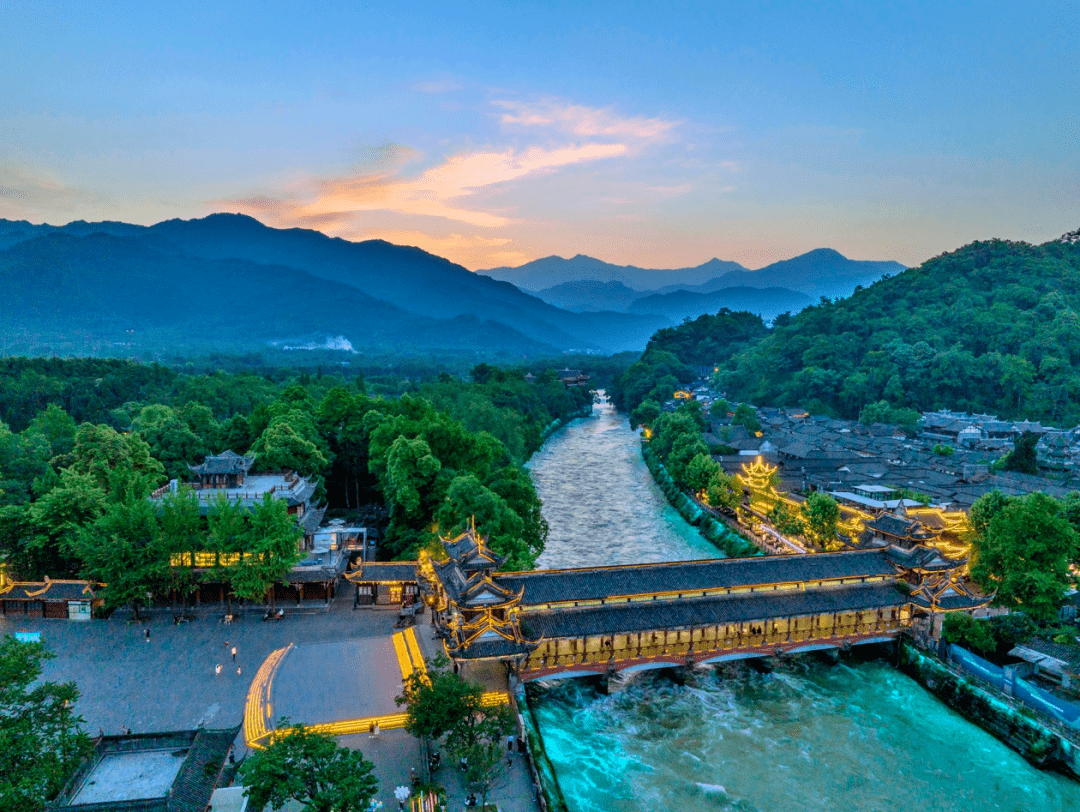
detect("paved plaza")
[272,637,404,726]
[3,595,542,811]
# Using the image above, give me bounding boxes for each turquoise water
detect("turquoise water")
[531,659,1080,812]
[527,399,1080,811]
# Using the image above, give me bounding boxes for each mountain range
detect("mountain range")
[0,215,669,357]
[0,214,906,358]
[483,248,906,306]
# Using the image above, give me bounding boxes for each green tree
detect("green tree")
[26,469,107,578]
[250,416,330,478]
[667,434,709,488]
[858,400,892,425]
[768,501,805,537]
[731,404,761,433]
[630,399,661,429]
[458,706,515,810]
[56,423,164,497]
[132,404,207,481]
[705,469,742,512]
[967,490,1011,537]
[397,657,512,810]
[76,472,169,619]
[801,492,840,548]
[970,492,1079,620]
[941,613,997,654]
[231,494,305,609]
[684,453,718,493]
[24,404,77,458]
[0,636,94,812]
[398,656,485,742]
[709,399,732,420]
[159,486,203,608]
[1002,431,1039,474]
[239,722,378,812]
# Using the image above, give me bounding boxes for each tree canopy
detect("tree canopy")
[969,490,1080,620]
[238,722,378,812]
[0,636,94,812]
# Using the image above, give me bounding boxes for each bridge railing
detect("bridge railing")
[524,611,908,674]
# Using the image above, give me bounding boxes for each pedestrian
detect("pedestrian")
[237,665,242,676]
[215,664,222,676]
[373,721,380,738]
[224,640,229,649]
[368,722,375,739]
[410,767,418,786]
[507,752,513,768]
[144,628,150,642]
[507,734,514,752]
[231,646,237,661]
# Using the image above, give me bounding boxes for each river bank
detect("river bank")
[522,401,1080,810]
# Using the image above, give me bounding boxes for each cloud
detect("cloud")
[494,99,677,143]
[279,141,629,229]
[411,79,463,94]
[218,97,678,267]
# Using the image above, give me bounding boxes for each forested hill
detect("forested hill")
[617,231,1080,424]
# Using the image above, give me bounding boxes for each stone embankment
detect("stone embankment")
[899,640,1080,779]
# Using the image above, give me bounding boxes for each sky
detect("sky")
[1,1,1077,271]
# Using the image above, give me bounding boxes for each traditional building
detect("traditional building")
[188,449,253,489]
[152,452,338,605]
[419,523,536,664]
[153,451,327,549]
[416,523,989,678]
[49,727,238,812]
[0,578,100,620]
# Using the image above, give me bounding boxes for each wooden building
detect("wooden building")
[416,524,989,678]
[188,449,253,489]
[0,578,100,620]
[345,562,420,606]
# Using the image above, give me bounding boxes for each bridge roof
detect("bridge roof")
[502,549,895,605]
[518,582,907,641]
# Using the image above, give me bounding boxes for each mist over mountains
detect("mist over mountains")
[0,214,906,359]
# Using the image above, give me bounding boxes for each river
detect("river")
[529,396,719,569]
[526,394,1080,812]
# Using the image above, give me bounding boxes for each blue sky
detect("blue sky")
[1,1,1077,269]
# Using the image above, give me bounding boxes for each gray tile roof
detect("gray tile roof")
[518,582,908,640]
[502,550,895,606]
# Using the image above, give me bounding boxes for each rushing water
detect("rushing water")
[529,394,719,569]
[526,396,1080,811]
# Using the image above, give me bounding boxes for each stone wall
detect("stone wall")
[898,640,1080,779]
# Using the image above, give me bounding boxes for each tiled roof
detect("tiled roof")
[501,550,895,606]
[0,579,97,601]
[168,727,238,812]
[518,583,908,640]
[354,562,418,583]
[189,450,253,475]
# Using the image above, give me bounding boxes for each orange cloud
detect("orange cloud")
[288,142,629,228]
